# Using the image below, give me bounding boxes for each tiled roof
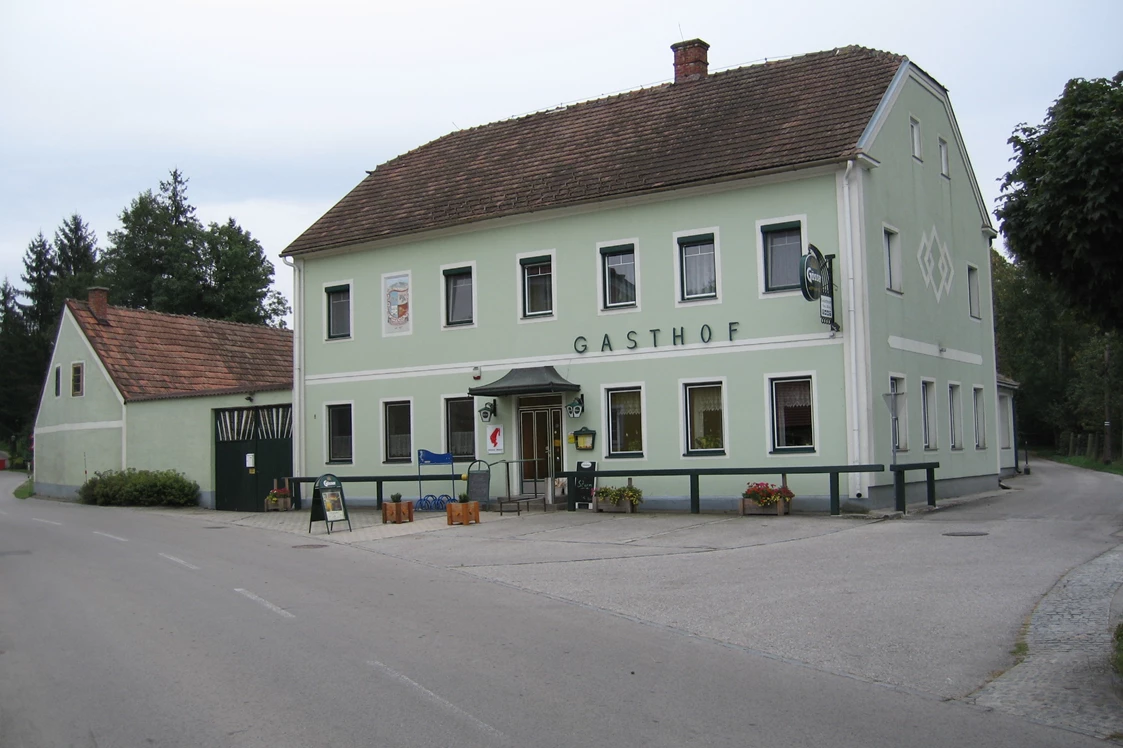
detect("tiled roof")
[284,45,906,256]
[67,301,293,402]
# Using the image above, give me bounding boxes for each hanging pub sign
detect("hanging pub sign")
[309,473,353,534]
[801,244,839,332]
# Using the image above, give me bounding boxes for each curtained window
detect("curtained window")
[607,388,643,456]
[685,383,724,452]
[678,234,716,300]
[384,401,412,462]
[771,378,813,449]
[327,404,352,463]
[446,398,475,459]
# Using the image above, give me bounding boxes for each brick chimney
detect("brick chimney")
[671,39,710,82]
[87,287,109,322]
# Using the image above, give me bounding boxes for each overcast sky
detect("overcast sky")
[2,0,1119,315]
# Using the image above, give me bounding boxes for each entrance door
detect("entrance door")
[518,397,562,496]
[214,405,293,511]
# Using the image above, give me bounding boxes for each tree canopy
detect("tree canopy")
[100,169,289,326]
[997,72,1123,331]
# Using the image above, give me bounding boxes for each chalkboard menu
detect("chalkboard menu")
[574,461,596,506]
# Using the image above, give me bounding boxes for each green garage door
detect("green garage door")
[215,405,293,512]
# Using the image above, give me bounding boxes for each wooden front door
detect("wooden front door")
[518,398,562,496]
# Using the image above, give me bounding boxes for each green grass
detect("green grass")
[1033,452,1123,477]
[13,478,33,499]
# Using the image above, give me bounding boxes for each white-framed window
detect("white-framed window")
[682,379,725,456]
[445,397,476,459]
[441,262,475,328]
[921,378,937,449]
[889,375,908,451]
[910,117,922,160]
[70,362,84,398]
[325,402,353,464]
[939,137,950,177]
[54,365,61,397]
[769,376,815,451]
[949,383,963,449]
[674,230,719,302]
[324,281,352,340]
[968,265,981,319]
[600,242,638,309]
[999,394,1013,450]
[383,399,413,463]
[762,222,803,292]
[973,386,987,449]
[884,225,902,293]
[516,249,556,321]
[604,385,645,458]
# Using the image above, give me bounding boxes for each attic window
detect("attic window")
[910,118,922,161]
[71,363,84,398]
[54,366,61,397]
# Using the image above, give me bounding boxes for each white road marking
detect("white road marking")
[234,588,295,618]
[31,518,62,525]
[367,660,508,742]
[93,531,128,542]
[159,553,200,570]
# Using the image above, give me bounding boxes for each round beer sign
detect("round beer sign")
[800,245,825,301]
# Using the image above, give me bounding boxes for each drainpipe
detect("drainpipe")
[842,160,863,497]
[283,255,303,475]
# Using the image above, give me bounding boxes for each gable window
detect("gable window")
[968,265,981,319]
[54,366,61,397]
[890,376,908,451]
[446,398,475,459]
[606,387,644,457]
[973,387,986,449]
[685,382,724,454]
[677,234,717,300]
[326,404,352,463]
[910,117,922,160]
[884,227,902,293]
[520,256,553,317]
[762,223,802,292]
[326,284,351,340]
[921,379,937,449]
[939,138,950,177]
[771,377,814,450]
[71,363,84,398]
[601,244,636,308]
[949,383,963,449]
[384,400,412,462]
[443,266,473,326]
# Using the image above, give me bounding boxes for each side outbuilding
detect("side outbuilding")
[33,288,293,509]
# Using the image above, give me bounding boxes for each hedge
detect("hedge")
[78,469,200,507]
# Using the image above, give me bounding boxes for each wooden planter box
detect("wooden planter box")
[382,501,414,524]
[740,498,790,516]
[264,496,292,511]
[595,498,636,513]
[446,501,481,526]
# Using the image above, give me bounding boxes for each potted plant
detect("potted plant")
[594,484,642,513]
[383,492,413,524]
[447,492,480,526]
[264,487,291,511]
[740,481,794,516]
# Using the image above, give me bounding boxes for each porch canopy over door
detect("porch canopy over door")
[467,366,580,397]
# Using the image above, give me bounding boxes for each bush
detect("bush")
[78,469,200,507]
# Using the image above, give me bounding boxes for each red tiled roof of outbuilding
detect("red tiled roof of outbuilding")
[283,45,907,256]
[66,300,292,402]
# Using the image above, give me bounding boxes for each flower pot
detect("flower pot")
[264,496,292,512]
[446,501,480,526]
[382,500,414,524]
[595,498,636,513]
[740,498,790,516]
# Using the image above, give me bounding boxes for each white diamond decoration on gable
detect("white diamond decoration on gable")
[917,227,954,302]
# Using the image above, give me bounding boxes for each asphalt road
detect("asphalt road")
[0,465,1114,747]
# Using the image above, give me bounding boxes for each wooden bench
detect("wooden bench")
[496,495,547,516]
